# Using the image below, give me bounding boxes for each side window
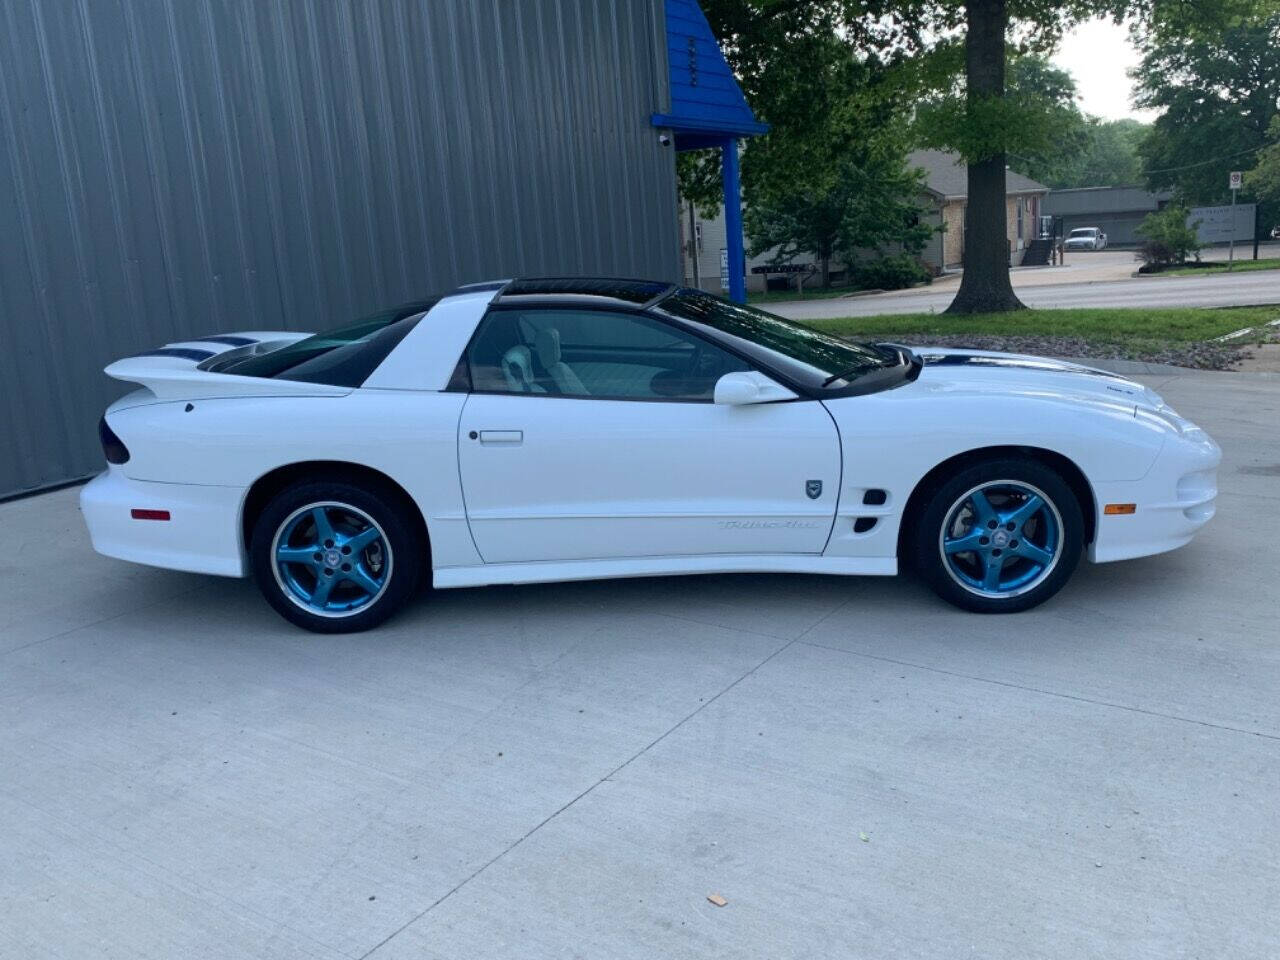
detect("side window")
[466,309,750,401]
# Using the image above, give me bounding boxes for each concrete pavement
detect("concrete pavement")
[3,368,1278,959]
[771,244,1280,320]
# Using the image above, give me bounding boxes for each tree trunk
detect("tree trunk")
[946,0,1025,315]
[820,255,831,289]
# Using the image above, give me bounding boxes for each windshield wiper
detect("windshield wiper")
[821,367,867,387]
[821,346,904,387]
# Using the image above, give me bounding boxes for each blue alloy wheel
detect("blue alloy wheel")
[938,480,1064,598]
[271,501,394,617]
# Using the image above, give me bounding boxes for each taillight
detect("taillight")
[99,416,130,464]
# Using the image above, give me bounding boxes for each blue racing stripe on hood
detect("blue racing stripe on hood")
[193,335,257,347]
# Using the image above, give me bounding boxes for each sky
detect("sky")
[1052,18,1158,123]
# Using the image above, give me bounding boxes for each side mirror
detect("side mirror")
[713,371,797,406]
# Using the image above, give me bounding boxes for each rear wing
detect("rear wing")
[104,331,349,401]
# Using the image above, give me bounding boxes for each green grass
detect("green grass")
[1159,257,1280,277]
[802,306,1280,343]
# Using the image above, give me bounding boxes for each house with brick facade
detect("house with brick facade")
[909,149,1050,273]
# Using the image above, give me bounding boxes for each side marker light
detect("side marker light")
[131,509,171,521]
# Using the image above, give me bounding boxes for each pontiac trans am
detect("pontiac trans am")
[82,278,1220,632]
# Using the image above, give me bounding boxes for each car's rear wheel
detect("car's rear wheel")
[913,458,1083,613]
[250,481,423,633]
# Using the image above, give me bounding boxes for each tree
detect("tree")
[1065,118,1148,188]
[688,1,1262,314]
[1134,12,1280,226]
[1246,116,1280,215]
[744,133,934,287]
[1003,55,1087,185]
[677,2,926,215]
[885,0,1260,313]
[974,57,1149,189]
[1134,204,1203,267]
[679,2,936,285]
[903,0,1138,314]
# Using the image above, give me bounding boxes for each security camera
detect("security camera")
[658,132,672,147]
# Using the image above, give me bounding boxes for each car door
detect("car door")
[456,306,840,564]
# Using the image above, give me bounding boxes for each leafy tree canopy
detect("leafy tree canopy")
[1246,116,1280,218]
[679,1,938,284]
[1134,10,1280,225]
[744,126,934,287]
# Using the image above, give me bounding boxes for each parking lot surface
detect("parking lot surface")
[4,368,1278,959]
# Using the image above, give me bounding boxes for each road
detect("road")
[770,251,1280,320]
[3,367,1279,959]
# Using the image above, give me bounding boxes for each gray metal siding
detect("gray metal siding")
[0,0,678,497]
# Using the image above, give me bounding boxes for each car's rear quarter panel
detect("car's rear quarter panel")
[100,390,478,573]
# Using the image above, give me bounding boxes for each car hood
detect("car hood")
[900,347,1166,415]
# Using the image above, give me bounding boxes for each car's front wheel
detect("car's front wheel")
[912,458,1083,613]
[250,480,424,633]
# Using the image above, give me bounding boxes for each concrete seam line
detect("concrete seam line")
[797,639,1280,742]
[356,637,799,960]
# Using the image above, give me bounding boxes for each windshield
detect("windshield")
[1069,229,1096,237]
[656,289,897,389]
[218,300,438,387]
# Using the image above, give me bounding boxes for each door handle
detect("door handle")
[477,430,523,445]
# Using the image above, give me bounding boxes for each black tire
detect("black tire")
[912,457,1084,614]
[250,479,424,633]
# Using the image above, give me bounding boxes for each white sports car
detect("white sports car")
[82,278,1220,632]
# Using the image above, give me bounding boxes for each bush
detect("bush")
[1135,205,1203,268]
[852,253,931,290]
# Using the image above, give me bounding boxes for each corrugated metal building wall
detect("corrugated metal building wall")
[0,0,678,498]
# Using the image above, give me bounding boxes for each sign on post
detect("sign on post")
[1227,173,1243,269]
[1190,204,1256,243]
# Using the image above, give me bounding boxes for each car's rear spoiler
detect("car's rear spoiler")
[104,331,349,401]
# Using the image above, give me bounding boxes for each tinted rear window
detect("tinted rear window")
[219,300,437,387]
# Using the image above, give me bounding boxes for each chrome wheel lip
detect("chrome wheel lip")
[938,479,1064,600]
[270,500,394,619]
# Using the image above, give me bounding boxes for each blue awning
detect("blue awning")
[651,0,768,148]
[651,0,765,304]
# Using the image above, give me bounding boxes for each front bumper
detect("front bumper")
[1089,432,1221,564]
[80,468,248,577]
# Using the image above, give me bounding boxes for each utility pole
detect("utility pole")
[687,200,701,288]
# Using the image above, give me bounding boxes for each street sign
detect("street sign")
[719,248,729,291]
[1229,170,1243,191]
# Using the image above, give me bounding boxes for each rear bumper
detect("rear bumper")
[80,469,248,577]
[1089,433,1221,564]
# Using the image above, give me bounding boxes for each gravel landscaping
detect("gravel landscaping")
[807,306,1280,371]
[872,333,1272,370]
